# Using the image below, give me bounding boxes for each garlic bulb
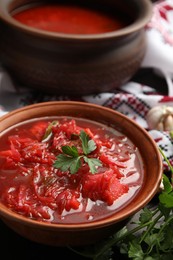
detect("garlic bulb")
[146,105,173,131]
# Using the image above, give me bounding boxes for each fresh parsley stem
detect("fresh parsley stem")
[159,148,172,170]
[159,147,173,185]
[157,213,173,238]
[139,212,163,244]
[92,207,161,259]
[142,213,173,256]
[151,207,160,216]
[92,220,156,260]
[70,207,163,260]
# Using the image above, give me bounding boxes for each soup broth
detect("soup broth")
[12,3,130,34]
[0,116,144,224]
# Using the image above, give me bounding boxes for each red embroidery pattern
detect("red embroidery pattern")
[147,0,173,46]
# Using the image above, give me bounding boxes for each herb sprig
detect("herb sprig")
[42,120,59,142]
[68,148,173,259]
[53,130,102,174]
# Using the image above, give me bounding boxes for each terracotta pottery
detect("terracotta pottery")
[0,0,152,96]
[0,101,162,246]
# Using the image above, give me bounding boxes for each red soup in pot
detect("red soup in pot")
[0,116,144,224]
[12,4,130,34]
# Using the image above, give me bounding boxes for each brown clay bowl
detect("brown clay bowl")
[0,0,152,96]
[0,101,162,246]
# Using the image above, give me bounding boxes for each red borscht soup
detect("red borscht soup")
[0,116,144,224]
[12,4,130,34]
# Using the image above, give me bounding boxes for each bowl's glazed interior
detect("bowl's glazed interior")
[0,101,162,246]
[0,0,152,96]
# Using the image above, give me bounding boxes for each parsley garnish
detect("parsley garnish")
[53,130,102,174]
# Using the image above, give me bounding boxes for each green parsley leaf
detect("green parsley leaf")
[53,154,81,174]
[159,192,173,208]
[61,145,79,157]
[162,173,173,194]
[53,129,102,174]
[128,240,144,259]
[83,156,102,174]
[79,130,96,155]
[159,174,173,208]
[139,207,153,224]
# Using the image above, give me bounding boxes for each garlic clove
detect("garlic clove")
[146,106,165,129]
[165,106,173,114]
[164,114,173,131]
[156,121,164,131]
[146,105,173,131]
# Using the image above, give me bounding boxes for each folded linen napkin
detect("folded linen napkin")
[0,0,173,171]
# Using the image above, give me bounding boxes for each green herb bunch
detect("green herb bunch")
[69,148,173,260]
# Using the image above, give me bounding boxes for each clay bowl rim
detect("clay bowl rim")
[0,0,153,41]
[0,101,163,231]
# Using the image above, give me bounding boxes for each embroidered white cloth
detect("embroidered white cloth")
[0,0,173,170]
